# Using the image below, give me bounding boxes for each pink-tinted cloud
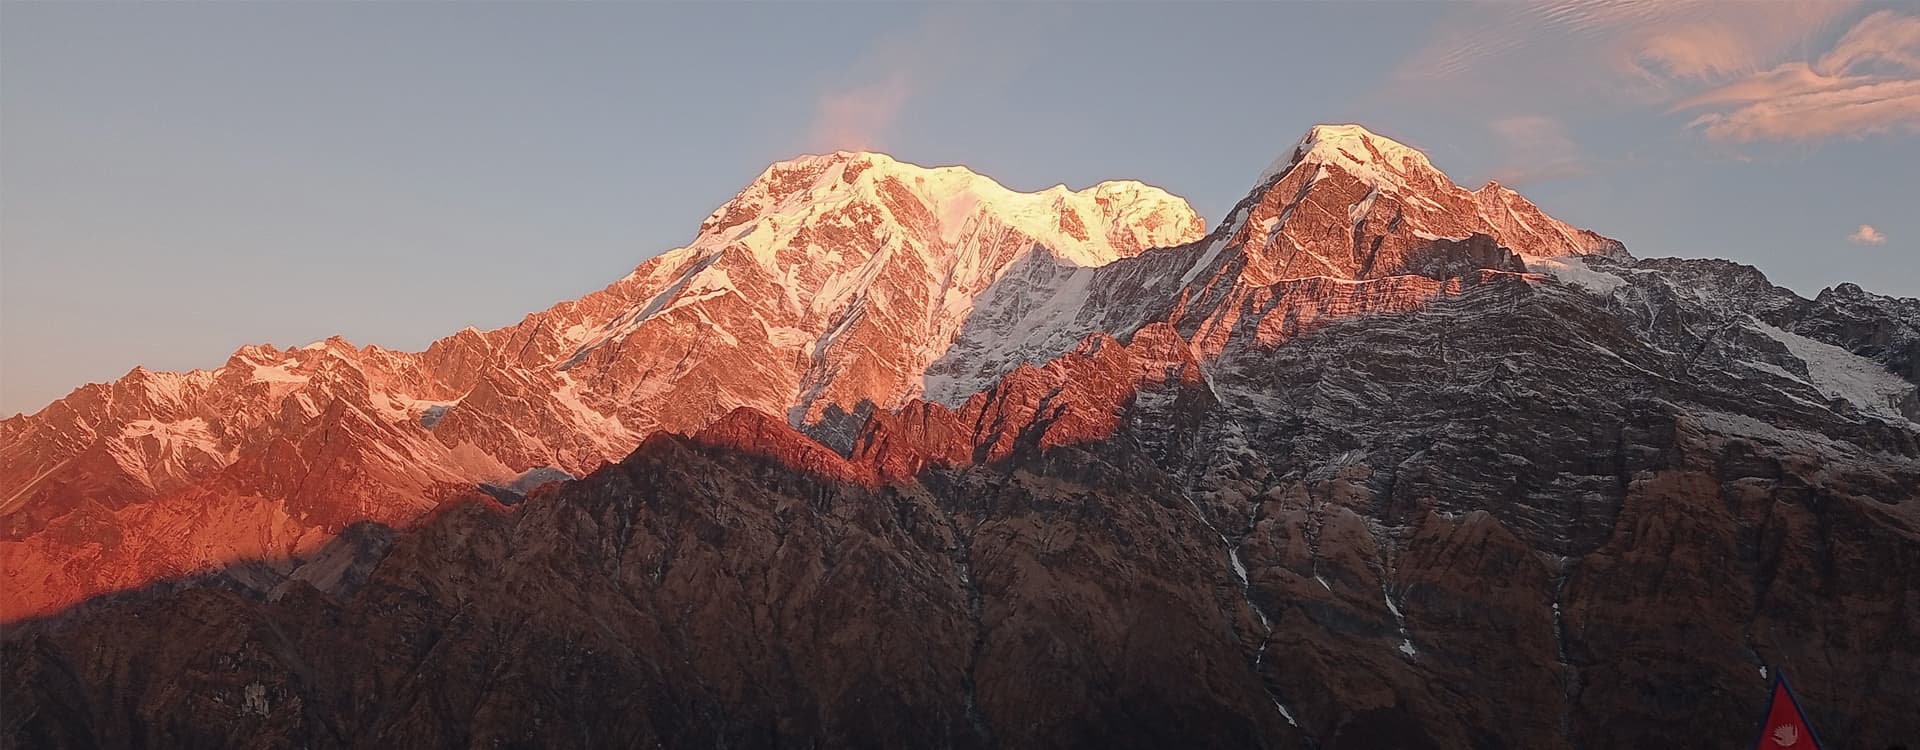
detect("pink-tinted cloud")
[807,72,911,153]
[1818,10,1920,75]
[1670,63,1845,109]
[801,8,1060,155]
[1395,3,1920,146]
[1676,10,1920,142]
[801,11,940,153]
[1622,3,1858,83]
[1684,78,1920,142]
[1849,224,1888,245]
[1393,1,1859,99]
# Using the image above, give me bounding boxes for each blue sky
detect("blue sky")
[4,1,1916,415]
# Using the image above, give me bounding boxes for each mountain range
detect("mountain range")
[4,124,1917,748]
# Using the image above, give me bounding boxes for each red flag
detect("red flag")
[1750,673,1824,750]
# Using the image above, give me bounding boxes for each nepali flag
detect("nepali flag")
[1750,672,1824,750]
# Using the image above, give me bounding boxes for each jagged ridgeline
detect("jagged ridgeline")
[4,125,1917,748]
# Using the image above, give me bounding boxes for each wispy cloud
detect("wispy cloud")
[802,10,956,154]
[1620,2,1858,83]
[1393,1,1859,102]
[1850,224,1888,245]
[807,73,911,153]
[802,8,1060,154]
[1486,115,1591,185]
[1388,2,1920,149]
[1819,9,1920,74]
[1681,77,1920,142]
[1674,10,1920,142]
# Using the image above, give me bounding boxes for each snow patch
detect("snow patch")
[1749,321,1915,422]
[553,374,636,454]
[1259,123,1437,190]
[1521,254,1626,296]
[1272,699,1299,727]
[249,362,307,384]
[1739,360,1805,384]
[646,265,739,320]
[1227,546,1249,585]
[1349,186,1379,225]
[1383,587,1418,658]
[1178,235,1232,289]
[1687,408,1857,453]
[120,418,223,458]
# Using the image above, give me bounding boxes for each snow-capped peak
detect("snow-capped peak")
[1208,123,1625,285]
[542,149,1206,430]
[695,151,1200,268]
[1297,124,1435,171]
[1256,123,1439,190]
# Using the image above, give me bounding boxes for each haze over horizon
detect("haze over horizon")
[5,1,1918,416]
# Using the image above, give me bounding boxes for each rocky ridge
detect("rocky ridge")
[4,125,1918,748]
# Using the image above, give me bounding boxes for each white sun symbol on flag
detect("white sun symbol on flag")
[1771,724,1799,746]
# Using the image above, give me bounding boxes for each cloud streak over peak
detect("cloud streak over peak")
[807,73,911,154]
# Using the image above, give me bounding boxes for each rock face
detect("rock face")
[0,152,1203,622]
[922,124,1623,404]
[5,124,1918,748]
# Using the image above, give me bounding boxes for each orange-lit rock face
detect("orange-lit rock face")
[0,152,1203,621]
[693,323,1213,486]
[0,129,1630,622]
[921,125,1626,410]
[1228,125,1618,283]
